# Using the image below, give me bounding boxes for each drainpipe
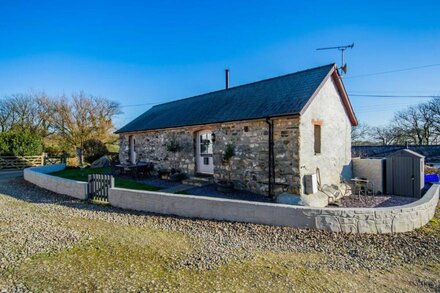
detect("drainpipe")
[265,118,275,198]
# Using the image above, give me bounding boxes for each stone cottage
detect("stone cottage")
[116,64,358,196]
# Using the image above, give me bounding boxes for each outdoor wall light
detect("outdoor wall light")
[211,133,216,143]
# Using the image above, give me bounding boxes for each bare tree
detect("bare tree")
[0,99,13,132]
[392,103,435,145]
[427,96,440,142]
[0,92,54,136]
[51,92,121,152]
[351,122,372,145]
[369,126,398,145]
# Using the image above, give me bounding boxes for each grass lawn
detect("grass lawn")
[50,167,162,192]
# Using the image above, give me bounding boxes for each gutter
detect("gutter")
[115,113,300,135]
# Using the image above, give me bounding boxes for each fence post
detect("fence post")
[61,153,67,164]
[41,153,46,166]
[110,176,115,189]
[87,174,91,200]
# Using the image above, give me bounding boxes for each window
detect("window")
[314,124,321,154]
[199,133,213,155]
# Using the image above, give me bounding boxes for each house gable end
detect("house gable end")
[299,66,358,126]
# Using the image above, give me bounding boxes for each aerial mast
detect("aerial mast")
[316,43,354,75]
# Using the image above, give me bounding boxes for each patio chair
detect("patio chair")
[136,162,155,178]
[110,158,122,176]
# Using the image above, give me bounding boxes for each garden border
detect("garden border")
[24,164,439,233]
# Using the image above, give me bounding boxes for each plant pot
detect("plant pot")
[216,181,234,193]
[158,169,170,180]
[170,172,186,182]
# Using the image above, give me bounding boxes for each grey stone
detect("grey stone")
[90,155,111,168]
[315,215,341,232]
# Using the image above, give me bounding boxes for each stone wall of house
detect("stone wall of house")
[119,116,301,196]
[119,130,196,174]
[213,118,300,195]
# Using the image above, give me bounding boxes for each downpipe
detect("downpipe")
[265,118,275,198]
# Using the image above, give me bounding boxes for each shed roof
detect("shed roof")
[387,149,425,158]
[116,64,356,133]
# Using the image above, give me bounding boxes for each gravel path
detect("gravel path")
[0,177,439,291]
[338,195,418,208]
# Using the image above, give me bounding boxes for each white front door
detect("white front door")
[196,130,214,174]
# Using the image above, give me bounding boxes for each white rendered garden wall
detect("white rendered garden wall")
[24,164,88,200]
[109,184,438,234]
[24,165,439,233]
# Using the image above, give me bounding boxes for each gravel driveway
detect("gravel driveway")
[1,176,439,292]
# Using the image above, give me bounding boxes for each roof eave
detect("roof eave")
[114,113,300,135]
[299,64,358,126]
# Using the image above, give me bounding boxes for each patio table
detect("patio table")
[350,178,374,196]
[115,163,153,179]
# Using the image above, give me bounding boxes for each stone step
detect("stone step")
[182,177,212,187]
[189,176,213,182]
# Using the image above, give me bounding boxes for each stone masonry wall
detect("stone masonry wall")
[119,116,300,196]
[119,130,196,174]
[213,118,300,195]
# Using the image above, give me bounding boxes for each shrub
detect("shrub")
[0,130,43,156]
[166,138,183,153]
[223,143,235,163]
[83,139,109,164]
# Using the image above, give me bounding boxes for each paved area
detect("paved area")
[185,184,273,202]
[160,184,195,193]
[138,177,181,189]
[138,177,271,202]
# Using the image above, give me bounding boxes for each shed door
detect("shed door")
[393,157,414,196]
[196,130,214,174]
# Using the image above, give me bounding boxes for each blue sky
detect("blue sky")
[1,0,439,128]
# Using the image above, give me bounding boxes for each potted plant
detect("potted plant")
[217,143,235,193]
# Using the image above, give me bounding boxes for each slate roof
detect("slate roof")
[116,64,336,133]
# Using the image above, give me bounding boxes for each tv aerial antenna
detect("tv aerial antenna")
[316,43,354,75]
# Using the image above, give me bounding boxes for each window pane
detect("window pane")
[314,125,321,154]
[200,133,212,154]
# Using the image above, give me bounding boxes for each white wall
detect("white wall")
[24,164,88,200]
[352,158,385,193]
[109,184,439,234]
[299,76,352,193]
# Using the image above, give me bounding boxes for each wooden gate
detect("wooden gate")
[0,155,44,170]
[87,174,114,202]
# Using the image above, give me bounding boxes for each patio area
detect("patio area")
[137,177,273,203]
